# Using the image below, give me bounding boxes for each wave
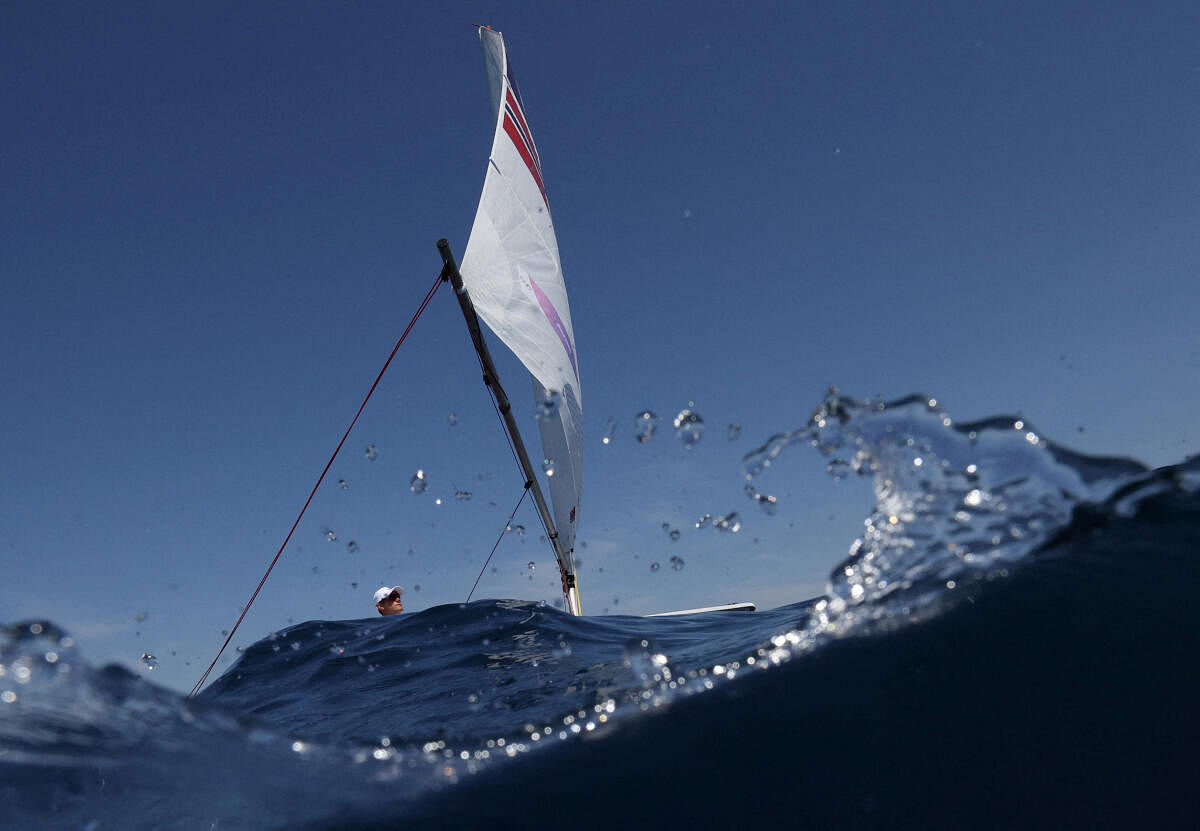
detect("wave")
[4,390,1198,829]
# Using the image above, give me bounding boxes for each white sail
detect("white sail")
[460,29,583,578]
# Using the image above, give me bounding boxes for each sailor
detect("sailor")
[373,585,404,616]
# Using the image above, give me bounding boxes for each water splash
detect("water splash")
[744,484,778,515]
[713,513,741,533]
[338,479,349,490]
[140,653,158,670]
[746,389,1153,638]
[455,490,473,502]
[727,423,742,441]
[447,413,458,426]
[323,529,337,542]
[506,524,525,536]
[673,408,704,449]
[669,529,681,541]
[535,391,561,422]
[601,418,617,446]
[634,410,660,444]
[364,445,378,461]
[542,458,556,478]
[410,470,427,494]
[346,541,359,554]
[668,556,684,571]
[694,513,711,530]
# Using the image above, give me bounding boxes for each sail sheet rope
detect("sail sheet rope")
[465,484,531,604]
[189,272,445,697]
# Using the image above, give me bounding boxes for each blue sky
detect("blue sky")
[3,1,1197,693]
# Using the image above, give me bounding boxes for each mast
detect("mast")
[438,239,582,615]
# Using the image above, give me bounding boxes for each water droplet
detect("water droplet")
[455,489,472,501]
[669,556,684,571]
[506,523,525,536]
[324,529,337,542]
[713,512,742,533]
[601,418,617,445]
[542,458,556,477]
[410,470,427,494]
[364,445,378,461]
[134,611,149,622]
[634,410,660,444]
[695,513,711,529]
[826,458,850,479]
[346,541,359,554]
[447,412,458,426]
[339,479,349,490]
[535,390,561,421]
[527,561,536,571]
[669,529,681,541]
[726,423,742,441]
[744,484,778,515]
[650,562,661,572]
[673,408,705,448]
[140,653,158,670]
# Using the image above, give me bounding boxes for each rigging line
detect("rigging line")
[188,272,445,698]
[466,485,531,604]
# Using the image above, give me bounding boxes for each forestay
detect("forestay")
[459,28,583,600]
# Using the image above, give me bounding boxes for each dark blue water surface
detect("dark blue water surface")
[4,394,1199,829]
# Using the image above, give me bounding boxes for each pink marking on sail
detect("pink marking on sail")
[528,278,578,384]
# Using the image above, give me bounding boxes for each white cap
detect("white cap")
[373,585,403,604]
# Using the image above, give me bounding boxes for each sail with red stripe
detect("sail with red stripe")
[460,27,582,611]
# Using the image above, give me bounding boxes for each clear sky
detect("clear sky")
[3,1,1197,693]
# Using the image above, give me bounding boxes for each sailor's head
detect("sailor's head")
[373,585,404,616]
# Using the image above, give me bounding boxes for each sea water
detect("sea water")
[3,392,1198,829]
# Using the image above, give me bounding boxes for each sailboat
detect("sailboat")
[190,25,747,696]
[438,26,584,614]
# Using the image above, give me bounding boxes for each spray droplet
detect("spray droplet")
[634,410,660,444]
[827,458,850,479]
[673,408,705,448]
[364,445,378,461]
[535,390,561,421]
[346,541,359,554]
[727,423,742,441]
[744,484,778,515]
[713,512,742,533]
[410,470,427,494]
[601,418,617,445]
[669,555,684,571]
[140,653,158,670]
